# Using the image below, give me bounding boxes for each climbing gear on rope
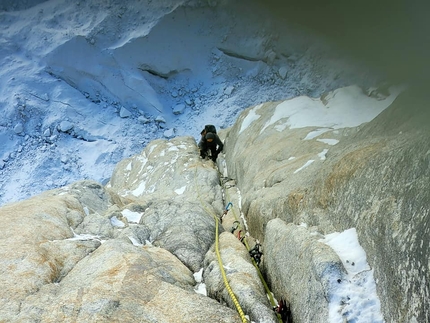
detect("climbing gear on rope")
[225,202,233,212]
[218,173,284,323]
[249,240,263,266]
[193,168,248,323]
[230,220,240,233]
[214,213,248,323]
[193,161,284,323]
[237,230,246,244]
[222,202,233,223]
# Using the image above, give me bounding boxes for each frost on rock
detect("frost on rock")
[119,107,132,118]
[173,104,186,115]
[163,128,175,138]
[278,66,288,79]
[58,121,74,132]
[14,123,24,134]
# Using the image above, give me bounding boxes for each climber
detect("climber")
[200,124,217,137]
[198,131,224,162]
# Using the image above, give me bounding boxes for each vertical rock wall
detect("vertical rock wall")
[223,88,430,322]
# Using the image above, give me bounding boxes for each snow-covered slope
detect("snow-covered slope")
[0,0,379,206]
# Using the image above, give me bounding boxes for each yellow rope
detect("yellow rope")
[214,215,248,323]
[194,166,248,323]
[220,175,284,323]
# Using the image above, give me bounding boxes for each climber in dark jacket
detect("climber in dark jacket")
[198,132,224,162]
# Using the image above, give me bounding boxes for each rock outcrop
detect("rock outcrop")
[223,86,430,322]
[204,232,278,323]
[0,137,272,322]
[107,137,225,273]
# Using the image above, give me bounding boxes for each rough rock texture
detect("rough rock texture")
[107,136,224,211]
[106,136,274,320]
[204,232,278,323]
[264,219,347,323]
[14,240,242,323]
[1,88,428,322]
[307,91,430,323]
[139,200,219,272]
[0,184,96,321]
[0,136,271,322]
[106,137,225,272]
[223,87,430,322]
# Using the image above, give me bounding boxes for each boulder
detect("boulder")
[278,66,288,79]
[139,200,220,272]
[58,120,74,132]
[173,103,186,115]
[163,128,175,138]
[13,122,24,134]
[14,240,242,323]
[107,136,224,214]
[0,194,83,320]
[119,106,132,118]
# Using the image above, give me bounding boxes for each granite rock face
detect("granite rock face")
[106,137,225,273]
[0,182,104,321]
[223,87,430,322]
[0,137,264,322]
[1,87,428,322]
[14,239,242,323]
[264,219,347,323]
[204,232,278,323]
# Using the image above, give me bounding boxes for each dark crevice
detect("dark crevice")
[142,68,169,79]
[138,66,189,79]
[217,47,262,62]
